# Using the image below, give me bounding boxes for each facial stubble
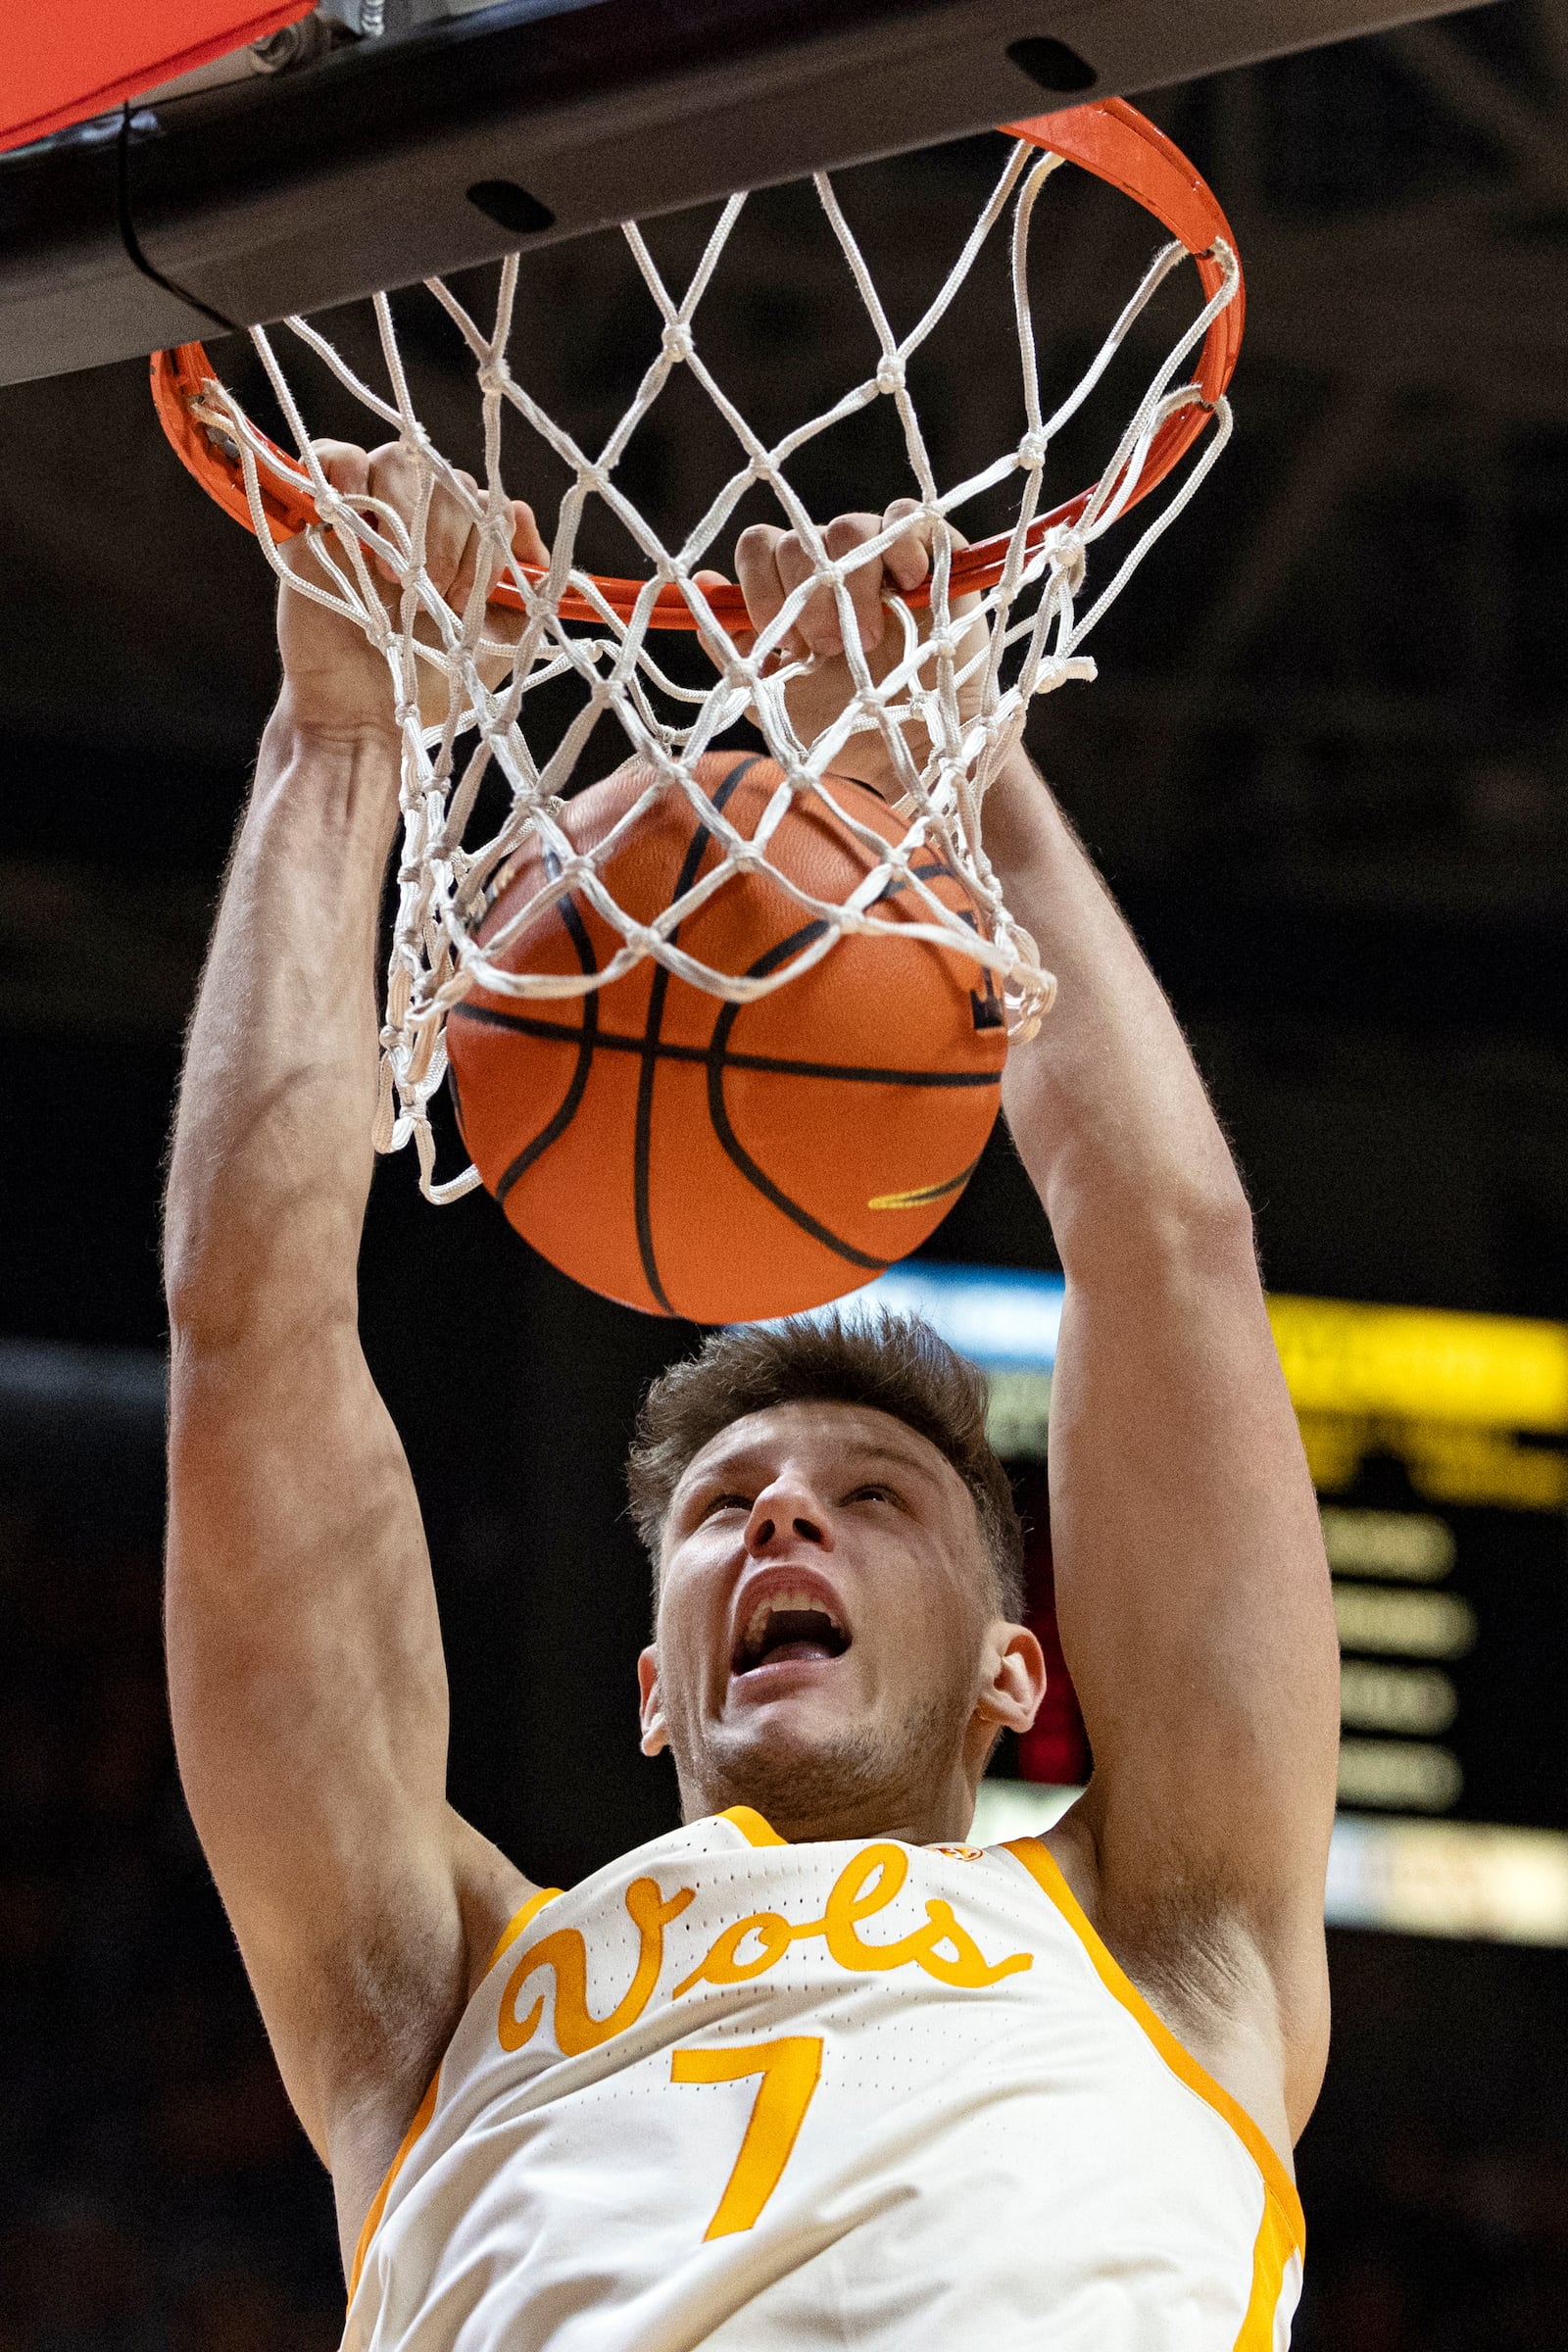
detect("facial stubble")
[662,1665,979,1846]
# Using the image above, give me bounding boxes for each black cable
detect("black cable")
[115,103,242,337]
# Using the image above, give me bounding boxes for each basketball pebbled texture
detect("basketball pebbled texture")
[445,752,1008,1323]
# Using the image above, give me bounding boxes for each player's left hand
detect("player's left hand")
[277,440,552,737]
[713,499,986,799]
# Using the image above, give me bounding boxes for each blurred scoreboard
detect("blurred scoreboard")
[837,1264,1568,1945]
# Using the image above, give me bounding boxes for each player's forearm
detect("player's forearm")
[988,748,1249,1281]
[165,695,403,1343]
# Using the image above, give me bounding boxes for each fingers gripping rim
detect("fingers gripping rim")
[147,96,1242,631]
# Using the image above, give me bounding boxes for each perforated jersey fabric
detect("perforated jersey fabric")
[341,1808,1302,2351]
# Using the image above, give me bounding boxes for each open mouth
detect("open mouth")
[732,1588,851,1676]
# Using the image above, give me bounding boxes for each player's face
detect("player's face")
[639,1401,1037,1844]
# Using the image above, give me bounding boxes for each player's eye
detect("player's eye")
[845,1483,895,1506]
[704,1493,751,1517]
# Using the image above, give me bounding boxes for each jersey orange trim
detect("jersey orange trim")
[346,2066,441,2307]
[1003,1837,1305,2255]
[1234,2183,1301,2349]
[483,1884,565,1976]
[719,1805,788,1847]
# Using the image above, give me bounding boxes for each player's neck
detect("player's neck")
[686,1768,977,1850]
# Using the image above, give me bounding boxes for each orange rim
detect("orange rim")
[148,96,1242,634]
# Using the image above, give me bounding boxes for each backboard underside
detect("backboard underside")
[0,0,1496,385]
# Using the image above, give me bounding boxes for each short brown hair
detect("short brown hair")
[627,1309,1025,1619]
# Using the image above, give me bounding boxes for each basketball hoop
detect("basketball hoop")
[150,96,1242,1206]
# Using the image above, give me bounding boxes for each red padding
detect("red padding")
[0,1,317,156]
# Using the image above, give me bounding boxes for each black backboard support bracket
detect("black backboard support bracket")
[0,0,1496,385]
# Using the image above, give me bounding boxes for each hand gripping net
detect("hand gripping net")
[152,98,1242,1205]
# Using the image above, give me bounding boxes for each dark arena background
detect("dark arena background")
[4,4,1568,2344]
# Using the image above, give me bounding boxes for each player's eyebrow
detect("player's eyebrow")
[837,1435,947,1489]
[677,1420,949,1504]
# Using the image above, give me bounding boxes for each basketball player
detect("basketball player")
[163,447,1341,2347]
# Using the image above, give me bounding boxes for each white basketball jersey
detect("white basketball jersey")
[342,1808,1303,2351]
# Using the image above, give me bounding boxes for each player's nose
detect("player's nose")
[743,1470,834,1557]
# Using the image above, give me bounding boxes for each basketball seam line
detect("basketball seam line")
[705,920,890,1278]
[633,754,765,1316]
[492,858,601,1209]
[448,1007,1003,1092]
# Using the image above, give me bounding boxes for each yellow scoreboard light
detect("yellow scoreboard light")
[1267,1296,1568,1431]
[1268,1296,1568,1513]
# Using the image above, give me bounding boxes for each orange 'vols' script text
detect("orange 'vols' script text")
[498,1842,1032,2057]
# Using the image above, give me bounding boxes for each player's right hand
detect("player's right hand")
[726,499,986,800]
[274,440,549,736]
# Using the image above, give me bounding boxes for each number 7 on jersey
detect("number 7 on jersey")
[671,2036,824,2238]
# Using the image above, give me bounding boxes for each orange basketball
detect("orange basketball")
[445,752,1008,1323]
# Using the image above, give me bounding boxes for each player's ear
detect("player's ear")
[976,1622,1047,1737]
[637,1645,668,1756]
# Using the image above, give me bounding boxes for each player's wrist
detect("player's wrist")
[269,681,404,755]
[256,694,407,852]
[272,587,402,740]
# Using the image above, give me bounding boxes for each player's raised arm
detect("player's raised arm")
[162,448,544,2255]
[731,503,1340,2147]
[982,743,1340,2141]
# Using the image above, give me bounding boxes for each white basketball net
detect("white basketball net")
[192,137,1239,1202]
